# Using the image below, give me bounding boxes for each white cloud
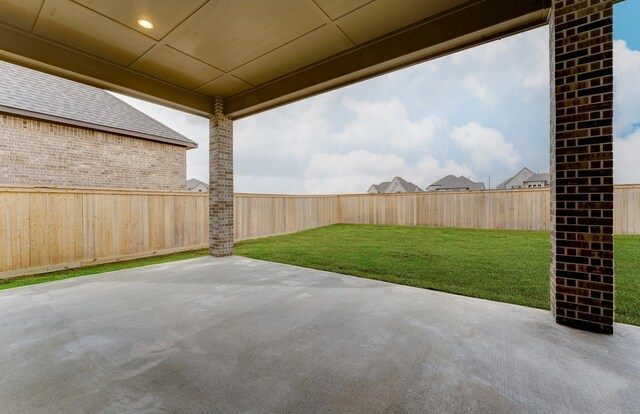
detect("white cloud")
[615,129,640,184]
[235,94,333,165]
[235,175,304,195]
[462,75,497,107]
[112,26,640,192]
[303,150,406,194]
[451,122,521,170]
[302,150,475,194]
[521,29,549,90]
[614,40,640,136]
[335,97,446,151]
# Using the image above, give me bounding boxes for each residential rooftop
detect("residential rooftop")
[0,60,196,148]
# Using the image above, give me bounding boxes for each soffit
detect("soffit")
[0,0,551,118]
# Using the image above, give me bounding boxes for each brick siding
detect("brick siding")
[550,0,614,334]
[0,114,186,191]
[209,96,234,257]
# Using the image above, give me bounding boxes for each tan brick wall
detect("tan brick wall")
[0,114,186,191]
[209,96,234,257]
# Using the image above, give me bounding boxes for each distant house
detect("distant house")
[497,167,549,189]
[0,61,196,191]
[523,173,550,188]
[426,175,485,191]
[367,177,423,194]
[187,178,209,192]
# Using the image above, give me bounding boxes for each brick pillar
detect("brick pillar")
[209,96,234,256]
[550,0,614,334]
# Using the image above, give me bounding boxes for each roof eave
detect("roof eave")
[0,105,198,149]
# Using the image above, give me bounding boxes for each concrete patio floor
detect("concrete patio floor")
[0,256,638,413]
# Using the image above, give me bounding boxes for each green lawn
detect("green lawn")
[0,249,208,291]
[235,224,640,326]
[2,224,638,326]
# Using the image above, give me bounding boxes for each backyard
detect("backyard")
[3,223,638,326]
[235,224,640,326]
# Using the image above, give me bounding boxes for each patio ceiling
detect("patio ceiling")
[0,0,550,118]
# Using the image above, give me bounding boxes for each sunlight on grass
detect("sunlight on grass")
[236,224,640,326]
[3,224,638,327]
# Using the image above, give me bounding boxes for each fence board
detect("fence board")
[1,185,639,278]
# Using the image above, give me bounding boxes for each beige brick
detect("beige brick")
[0,114,186,191]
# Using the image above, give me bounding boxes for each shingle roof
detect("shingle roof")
[496,167,534,189]
[525,173,550,183]
[187,178,209,191]
[376,181,392,192]
[427,175,485,191]
[0,60,196,148]
[393,176,424,192]
[429,175,457,187]
[368,177,423,193]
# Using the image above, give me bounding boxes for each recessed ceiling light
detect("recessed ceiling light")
[137,19,154,29]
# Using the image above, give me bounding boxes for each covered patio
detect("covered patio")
[0,0,618,333]
[0,0,632,410]
[1,257,639,413]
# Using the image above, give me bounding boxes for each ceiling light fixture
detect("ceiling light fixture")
[137,19,154,29]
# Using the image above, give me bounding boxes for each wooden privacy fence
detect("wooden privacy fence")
[339,189,551,230]
[0,187,208,278]
[0,187,340,277]
[338,185,640,234]
[234,193,338,241]
[2,185,640,277]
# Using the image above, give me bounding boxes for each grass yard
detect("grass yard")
[235,224,640,326]
[2,224,638,326]
[0,249,208,291]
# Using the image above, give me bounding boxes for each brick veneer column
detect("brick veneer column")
[209,96,234,256]
[550,0,614,334]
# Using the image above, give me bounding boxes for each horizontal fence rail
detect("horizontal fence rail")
[338,189,551,231]
[1,185,639,277]
[234,193,339,241]
[0,187,208,277]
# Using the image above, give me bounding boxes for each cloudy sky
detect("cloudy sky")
[115,2,640,194]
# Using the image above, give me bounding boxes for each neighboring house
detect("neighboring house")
[426,175,485,191]
[0,61,197,191]
[497,167,549,189]
[523,173,550,188]
[187,178,209,192]
[367,176,424,194]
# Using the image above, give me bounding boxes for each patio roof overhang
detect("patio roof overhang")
[0,0,551,119]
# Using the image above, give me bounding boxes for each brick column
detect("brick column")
[550,0,614,334]
[209,96,234,256]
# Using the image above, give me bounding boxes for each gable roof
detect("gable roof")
[0,61,196,148]
[427,175,485,191]
[496,167,534,189]
[429,175,457,187]
[187,178,209,191]
[374,181,392,192]
[368,177,423,193]
[524,173,550,183]
[391,176,423,192]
